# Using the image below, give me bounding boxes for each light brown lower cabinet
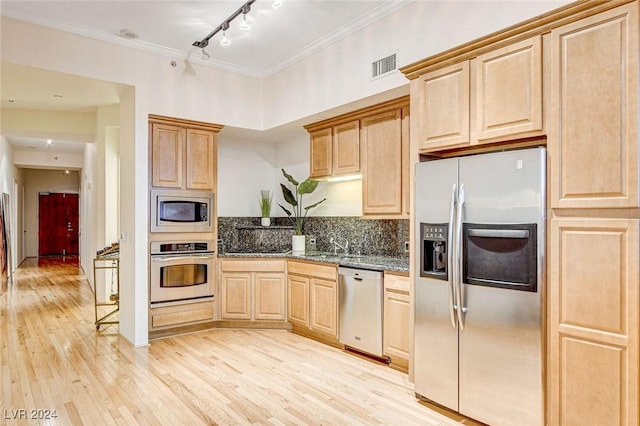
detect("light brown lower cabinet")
[287,260,338,341]
[149,300,214,331]
[219,259,286,322]
[548,217,639,425]
[383,273,410,371]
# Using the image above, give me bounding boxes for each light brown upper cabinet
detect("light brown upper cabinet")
[309,120,360,179]
[475,36,542,142]
[332,120,360,176]
[416,61,470,151]
[149,115,223,190]
[548,2,639,209]
[413,36,543,153]
[309,127,332,178]
[361,105,410,217]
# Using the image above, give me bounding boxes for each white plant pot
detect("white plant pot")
[292,235,305,254]
[261,217,271,227]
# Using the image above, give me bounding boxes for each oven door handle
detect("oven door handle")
[151,254,215,262]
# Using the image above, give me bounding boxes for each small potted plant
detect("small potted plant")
[258,189,272,226]
[278,169,326,253]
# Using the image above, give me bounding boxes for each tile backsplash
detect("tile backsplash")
[218,217,409,257]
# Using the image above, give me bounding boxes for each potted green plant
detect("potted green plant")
[258,189,272,226]
[278,169,326,253]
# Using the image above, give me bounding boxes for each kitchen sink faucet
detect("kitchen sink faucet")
[329,233,349,255]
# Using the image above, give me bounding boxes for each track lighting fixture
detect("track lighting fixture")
[220,22,230,46]
[193,0,281,51]
[239,5,250,31]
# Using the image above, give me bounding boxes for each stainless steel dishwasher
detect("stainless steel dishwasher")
[338,267,384,357]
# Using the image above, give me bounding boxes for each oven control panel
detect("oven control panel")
[150,241,213,254]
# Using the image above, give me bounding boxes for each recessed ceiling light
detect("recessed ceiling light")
[119,29,139,39]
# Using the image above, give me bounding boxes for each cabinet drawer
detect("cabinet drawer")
[384,272,410,293]
[287,260,337,280]
[220,259,286,273]
[151,303,214,328]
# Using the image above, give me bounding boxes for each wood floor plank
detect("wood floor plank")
[1,257,461,425]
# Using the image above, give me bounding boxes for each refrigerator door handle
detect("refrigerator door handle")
[447,183,457,329]
[455,183,466,330]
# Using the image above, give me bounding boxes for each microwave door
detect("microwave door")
[150,189,214,233]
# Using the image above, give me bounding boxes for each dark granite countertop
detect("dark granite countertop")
[218,251,409,274]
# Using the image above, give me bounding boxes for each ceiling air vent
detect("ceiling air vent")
[371,54,397,78]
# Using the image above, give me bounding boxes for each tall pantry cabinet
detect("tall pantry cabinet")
[547,2,639,425]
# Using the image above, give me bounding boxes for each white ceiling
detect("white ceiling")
[0,0,412,156]
[1,0,411,78]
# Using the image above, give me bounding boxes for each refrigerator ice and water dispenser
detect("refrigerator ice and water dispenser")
[420,223,448,280]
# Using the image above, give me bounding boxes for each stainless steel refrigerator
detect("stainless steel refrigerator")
[414,147,545,425]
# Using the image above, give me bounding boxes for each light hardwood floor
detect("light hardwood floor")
[1,257,462,425]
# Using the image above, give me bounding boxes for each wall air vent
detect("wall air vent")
[371,54,397,78]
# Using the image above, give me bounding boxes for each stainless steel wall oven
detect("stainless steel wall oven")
[150,241,215,305]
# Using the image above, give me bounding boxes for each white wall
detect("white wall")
[218,135,362,218]
[81,142,97,282]
[81,105,120,302]
[13,150,83,170]
[272,137,362,218]
[0,137,15,201]
[23,169,80,257]
[1,109,96,143]
[217,137,279,217]
[0,135,25,274]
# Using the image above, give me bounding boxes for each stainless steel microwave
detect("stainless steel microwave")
[150,189,214,233]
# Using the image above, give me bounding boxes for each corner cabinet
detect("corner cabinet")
[149,115,223,190]
[219,259,287,323]
[287,260,338,344]
[411,35,543,153]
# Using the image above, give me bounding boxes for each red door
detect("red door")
[38,193,79,256]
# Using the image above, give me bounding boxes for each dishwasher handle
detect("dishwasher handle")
[338,267,382,280]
